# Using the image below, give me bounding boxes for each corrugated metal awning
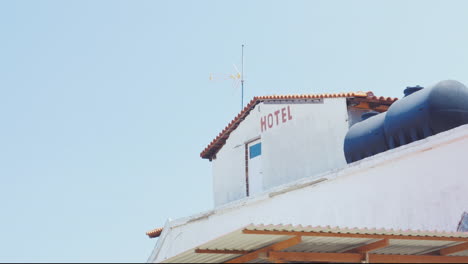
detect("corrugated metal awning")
[161,224,468,263]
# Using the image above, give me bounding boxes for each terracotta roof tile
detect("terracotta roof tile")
[146,227,163,238]
[200,92,398,160]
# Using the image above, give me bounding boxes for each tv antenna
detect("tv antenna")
[241,44,245,109]
[209,45,245,110]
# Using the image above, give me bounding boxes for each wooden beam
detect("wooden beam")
[353,102,370,109]
[225,236,301,263]
[373,105,390,112]
[344,239,389,254]
[242,229,468,242]
[195,249,251,255]
[269,251,362,263]
[439,242,468,256]
[270,260,285,264]
[269,251,468,263]
[350,97,395,105]
[369,253,468,263]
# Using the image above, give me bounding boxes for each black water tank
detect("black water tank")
[344,80,468,163]
[344,112,387,163]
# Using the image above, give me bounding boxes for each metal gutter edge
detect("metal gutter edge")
[269,178,328,198]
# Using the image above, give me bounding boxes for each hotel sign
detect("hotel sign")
[260,106,292,132]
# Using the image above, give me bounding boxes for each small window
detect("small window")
[249,143,262,159]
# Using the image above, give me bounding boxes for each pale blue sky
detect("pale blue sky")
[1,0,468,262]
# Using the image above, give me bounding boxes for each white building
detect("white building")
[200,92,395,206]
[146,90,468,263]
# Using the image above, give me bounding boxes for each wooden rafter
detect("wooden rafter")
[224,236,302,263]
[268,251,468,263]
[352,102,371,110]
[369,253,468,263]
[192,229,468,263]
[439,241,468,256]
[195,249,251,255]
[269,251,363,263]
[350,97,395,105]
[373,105,390,112]
[242,229,468,242]
[344,238,389,253]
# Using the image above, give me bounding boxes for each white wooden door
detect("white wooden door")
[247,140,263,195]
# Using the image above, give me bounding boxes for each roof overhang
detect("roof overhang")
[148,125,468,263]
[161,224,468,263]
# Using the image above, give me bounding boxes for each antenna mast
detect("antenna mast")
[241,44,245,110]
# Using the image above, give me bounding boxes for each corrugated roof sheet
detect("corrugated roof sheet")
[246,223,468,238]
[200,92,398,160]
[161,224,468,263]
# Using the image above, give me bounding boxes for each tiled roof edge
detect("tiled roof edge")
[200,92,398,159]
[146,227,164,238]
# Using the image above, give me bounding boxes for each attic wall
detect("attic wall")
[261,98,349,190]
[212,98,350,207]
[211,104,262,207]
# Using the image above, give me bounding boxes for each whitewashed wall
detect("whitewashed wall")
[211,103,263,206]
[261,99,349,190]
[212,98,350,207]
[149,125,468,263]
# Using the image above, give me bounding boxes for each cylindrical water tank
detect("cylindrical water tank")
[385,80,468,149]
[344,80,468,163]
[344,112,387,163]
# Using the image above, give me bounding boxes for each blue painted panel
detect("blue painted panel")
[249,143,261,159]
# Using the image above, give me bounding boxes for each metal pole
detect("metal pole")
[241,44,244,110]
